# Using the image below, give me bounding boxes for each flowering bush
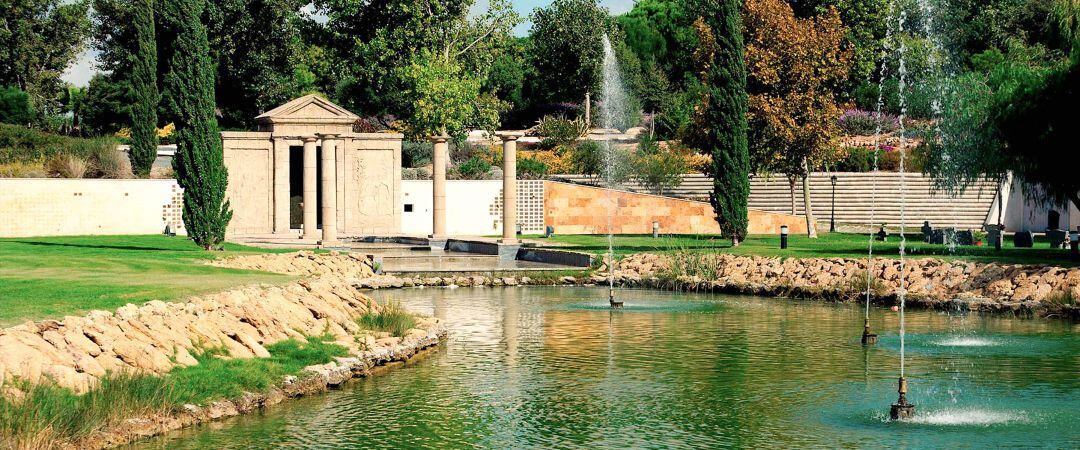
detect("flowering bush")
[838,109,900,136]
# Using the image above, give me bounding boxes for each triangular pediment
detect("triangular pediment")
[255,94,359,123]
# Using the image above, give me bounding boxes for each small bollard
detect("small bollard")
[780,225,789,249]
[1070,231,1078,261]
[545,225,554,238]
[516,223,523,237]
[652,221,660,238]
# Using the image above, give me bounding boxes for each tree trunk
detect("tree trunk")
[788,176,797,215]
[802,157,818,238]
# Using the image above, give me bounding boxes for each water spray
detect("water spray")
[599,34,628,310]
[890,8,915,420]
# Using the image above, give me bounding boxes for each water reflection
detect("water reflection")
[135,287,1079,449]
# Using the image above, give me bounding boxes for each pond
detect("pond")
[137,287,1080,449]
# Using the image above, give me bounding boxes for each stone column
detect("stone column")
[319,134,339,245]
[430,135,448,241]
[272,138,290,234]
[500,134,519,244]
[302,136,319,240]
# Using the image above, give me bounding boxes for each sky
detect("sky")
[62,0,636,87]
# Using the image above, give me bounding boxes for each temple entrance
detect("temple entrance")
[289,145,322,230]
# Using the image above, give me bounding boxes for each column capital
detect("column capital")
[317,133,340,139]
[301,136,319,143]
[498,133,522,142]
[428,134,450,144]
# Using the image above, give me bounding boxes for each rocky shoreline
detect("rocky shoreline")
[79,331,443,449]
[1,252,446,449]
[353,253,1080,319]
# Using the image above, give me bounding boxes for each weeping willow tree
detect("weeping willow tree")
[924,2,1080,214]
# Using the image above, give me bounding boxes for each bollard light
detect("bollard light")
[516,223,523,236]
[780,225,789,249]
[652,221,660,238]
[1070,231,1079,261]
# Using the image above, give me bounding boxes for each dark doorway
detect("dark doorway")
[289,146,322,230]
[1048,209,1060,230]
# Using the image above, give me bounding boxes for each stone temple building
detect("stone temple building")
[219,95,403,243]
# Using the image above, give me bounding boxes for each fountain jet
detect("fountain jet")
[861,318,877,345]
[890,376,915,420]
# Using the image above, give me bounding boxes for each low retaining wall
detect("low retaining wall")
[1,252,445,448]
[0,178,184,237]
[351,253,1080,318]
[544,181,807,235]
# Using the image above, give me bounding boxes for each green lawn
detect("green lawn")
[0,235,293,326]
[529,232,1076,266]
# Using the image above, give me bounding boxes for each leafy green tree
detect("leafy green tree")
[129,0,159,177]
[744,0,851,238]
[162,0,232,250]
[0,0,91,116]
[80,73,131,135]
[206,0,311,127]
[0,87,35,125]
[633,136,688,195]
[527,0,619,105]
[94,0,310,129]
[686,4,749,246]
[396,50,507,139]
[317,0,517,118]
[616,0,697,86]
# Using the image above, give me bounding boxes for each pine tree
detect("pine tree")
[689,0,749,246]
[128,0,159,177]
[163,0,232,249]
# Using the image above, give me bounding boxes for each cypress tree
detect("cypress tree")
[690,0,749,246]
[129,0,159,177]
[163,0,232,249]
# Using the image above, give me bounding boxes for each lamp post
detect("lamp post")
[829,175,838,233]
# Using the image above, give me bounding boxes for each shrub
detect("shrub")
[0,87,34,125]
[834,146,924,172]
[89,146,133,179]
[517,157,549,179]
[632,137,688,195]
[0,160,47,178]
[402,140,433,168]
[452,155,492,180]
[357,302,416,337]
[0,123,119,165]
[402,167,432,180]
[838,109,900,136]
[48,154,89,178]
[534,115,587,149]
[570,140,602,176]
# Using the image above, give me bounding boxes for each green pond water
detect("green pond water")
[135,287,1080,449]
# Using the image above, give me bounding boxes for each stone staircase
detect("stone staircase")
[552,173,1001,230]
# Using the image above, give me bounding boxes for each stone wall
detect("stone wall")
[612,253,1080,316]
[0,179,183,237]
[543,181,808,235]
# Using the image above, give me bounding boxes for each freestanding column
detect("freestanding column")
[302,136,319,240]
[318,134,338,245]
[430,135,448,240]
[500,134,519,244]
[272,138,290,234]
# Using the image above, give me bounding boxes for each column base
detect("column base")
[428,237,447,252]
[317,240,348,250]
[497,243,521,261]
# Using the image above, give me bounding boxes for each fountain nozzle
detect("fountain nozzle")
[608,287,623,308]
[889,376,915,420]
[861,318,877,345]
